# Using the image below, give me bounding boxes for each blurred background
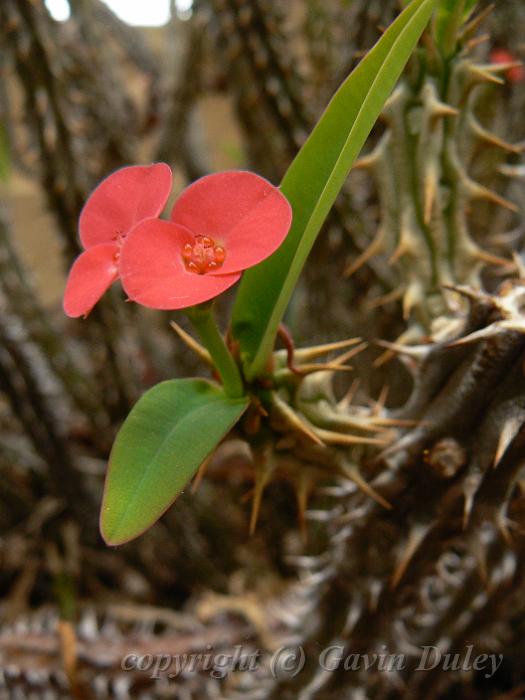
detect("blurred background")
[1,1,525,698]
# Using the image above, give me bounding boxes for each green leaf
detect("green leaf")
[231,0,437,380]
[100,379,249,545]
[434,0,478,56]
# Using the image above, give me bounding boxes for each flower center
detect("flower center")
[111,231,126,264]
[182,236,226,274]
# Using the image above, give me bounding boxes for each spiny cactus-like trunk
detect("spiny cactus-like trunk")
[352,20,519,335]
[263,282,525,699]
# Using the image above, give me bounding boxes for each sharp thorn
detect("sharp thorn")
[365,286,405,310]
[476,541,488,585]
[374,434,412,462]
[345,227,384,277]
[353,151,379,171]
[249,451,275,535]
[466,33,490,51]
[374,339,429,359]
[317,411,389,435]
[372,384,389,415]
[272,364,351,382]
[270,393,324,446]
[402,284,422,320]
[463,476,481,529]
[466,181,518,212]
[331,342,368,366]
[390,524,429,589]
[338,379,361,410]
[428,102,459,118]
[388,240,409,265]
[441,283,492,303]
[340,462,392,510]
[486,60,524,74]
[170,321,213,365]
[446,324,501,347]
[512,251,525,279]
[315,428,388,447]
[294,363,354,374]
[494,416,524,468]
[423,169,438,224]
[291,337,363,362]
[373,349,395,368]
[372,416,427,428]
[473,248,514,267]
[467,65,505,85]
[296,474,312,543]
[499,320,525,333]
[249,475,268,536]
[58,620,78,691]
[469,116,524,154]
[497,511,516,545]
[460,4,494,40]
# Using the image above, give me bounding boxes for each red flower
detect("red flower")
[119,171,292,310]
[63,163,172,318]
[490,48,525,84]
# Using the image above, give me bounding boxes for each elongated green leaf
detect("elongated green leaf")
[100,379,248,545]
[434,0,477,55]
[231,0,436,380]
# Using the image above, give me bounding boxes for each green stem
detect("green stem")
[186,304,244,399]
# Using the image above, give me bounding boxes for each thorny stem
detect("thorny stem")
[185,304,245,399]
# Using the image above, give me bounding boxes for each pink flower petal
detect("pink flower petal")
[63,244,119,318]
[80,163,172,249]
[170,171,292,273]
[210,188,292,274]
[120,219,241,310]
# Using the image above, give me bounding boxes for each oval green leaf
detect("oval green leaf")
[231,0,437,380]
[100,378,249,545]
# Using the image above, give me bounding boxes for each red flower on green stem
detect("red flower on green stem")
[63,163,172,318]
[119,171,292,310]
